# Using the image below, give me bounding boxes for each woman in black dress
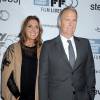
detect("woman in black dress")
[1,16,43,100]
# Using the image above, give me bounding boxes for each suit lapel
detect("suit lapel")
[73,37,82,70]
[55,36,72,70]
[55,36,83,71]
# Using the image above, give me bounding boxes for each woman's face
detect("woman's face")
[25,19,39,41]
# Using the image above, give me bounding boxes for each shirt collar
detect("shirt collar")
[60,34,74,42]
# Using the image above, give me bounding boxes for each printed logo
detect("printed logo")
[89,39,100,60]
[90,3,100,11]
[95,70,100,74]
[0,0,20,5]
[95,27,100,32]
[33,0,78,8]
[89,39,100,54]
[95,89,100,95]
[33,0,78,13]
[0,10,10,21]
[0,33,19,49]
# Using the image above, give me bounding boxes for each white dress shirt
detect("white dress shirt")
[60,35,77,60]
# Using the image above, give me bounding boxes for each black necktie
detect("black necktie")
[67,40,75,68]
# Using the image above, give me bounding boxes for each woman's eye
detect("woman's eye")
[35,26,39,29]
[27,25,32,28]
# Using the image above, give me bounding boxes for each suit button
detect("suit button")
[73,91,75,94]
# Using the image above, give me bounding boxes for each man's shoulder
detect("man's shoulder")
[43,35,59,45]
[74,36,89,42]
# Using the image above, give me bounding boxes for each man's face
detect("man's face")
[59,10,77,38]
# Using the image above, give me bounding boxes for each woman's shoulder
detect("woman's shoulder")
[6,42,21,53]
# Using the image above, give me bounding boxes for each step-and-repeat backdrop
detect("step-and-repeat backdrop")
[0,0,100,100]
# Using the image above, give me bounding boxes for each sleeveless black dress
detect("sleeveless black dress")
[20,44,37,100]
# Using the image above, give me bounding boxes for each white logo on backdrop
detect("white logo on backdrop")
[0,10,9,21]
[34,0,78,7]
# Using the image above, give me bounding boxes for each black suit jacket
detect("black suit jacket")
[39,35,96,100]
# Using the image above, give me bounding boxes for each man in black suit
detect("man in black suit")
[39,6,96,100]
